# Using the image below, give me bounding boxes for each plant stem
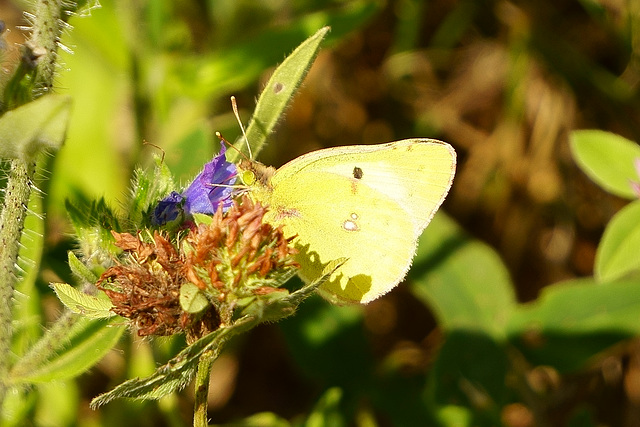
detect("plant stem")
[0,0,70,411]
[0,158,36,408]
[9,310,75,379]
[193,351,216,427]
[30,0,63,94]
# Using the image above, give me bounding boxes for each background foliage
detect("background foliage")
[2,0,640,426]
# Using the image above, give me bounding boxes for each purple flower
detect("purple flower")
[153,144,237,225]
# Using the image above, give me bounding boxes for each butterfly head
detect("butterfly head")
[238,159,276,188]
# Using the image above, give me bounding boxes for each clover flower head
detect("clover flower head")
[98,196,298,340]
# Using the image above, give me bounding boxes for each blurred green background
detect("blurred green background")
[2,0,640,426]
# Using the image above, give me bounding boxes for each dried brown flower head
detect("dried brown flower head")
[96,195,297,338]
[97,231,218,337]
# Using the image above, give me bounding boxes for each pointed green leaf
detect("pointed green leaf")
[228,27,330,162]
[67,251,99,284]
[570,130,640,199]
[90,315,258,407]
[595,200,640,282]
[10,317,125,384]
[51,282,114,319]
[0,94,71,160]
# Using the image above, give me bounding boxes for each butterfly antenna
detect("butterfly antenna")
[231,95,252,159]
[142,140,165,164]
[216,131,249,162]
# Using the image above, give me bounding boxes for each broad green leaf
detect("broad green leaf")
[409,213,516,338]
[507,278,640,371]
[595,200,640,282]
[0,95,71,160]
[51,282,114,318]
[179,283,209,313]
[10,316,125,383]
[229,27,330,162]
[570,130,640,199]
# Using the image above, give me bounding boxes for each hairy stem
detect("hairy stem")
[193,351,215,427]
[9,310,76,379]
[0,159,36,407]
[30,0,64,94]
[0,0,71,410]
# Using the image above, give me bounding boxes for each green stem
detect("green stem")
[9,310,76,380]
[193,351,216,427]
[0,0,71,410]
[30,0,63,94]
[0,159,36,408]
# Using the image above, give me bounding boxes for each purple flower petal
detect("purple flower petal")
[153,144,238,225]
[152,191,186,225]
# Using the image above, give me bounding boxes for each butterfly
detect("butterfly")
[238,139,456,304]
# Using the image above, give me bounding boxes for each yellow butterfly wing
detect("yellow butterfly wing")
[244,139,456,304]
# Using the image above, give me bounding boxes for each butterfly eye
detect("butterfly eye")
[241,170,256,185]
[353,166,363,179]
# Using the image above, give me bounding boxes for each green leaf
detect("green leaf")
[91,263,341,407]
[67,251,99,284]
[10,317,125,384]
[228,27,330,162]
[51,282,114,319]
[409,213,516,339]
[0,94,71,160]
[90,315,258,407]
[242,259,345,322]
[570,130,640,199]
[595,200,640,282]
[179,283,210,313]
[507,278,640,371]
